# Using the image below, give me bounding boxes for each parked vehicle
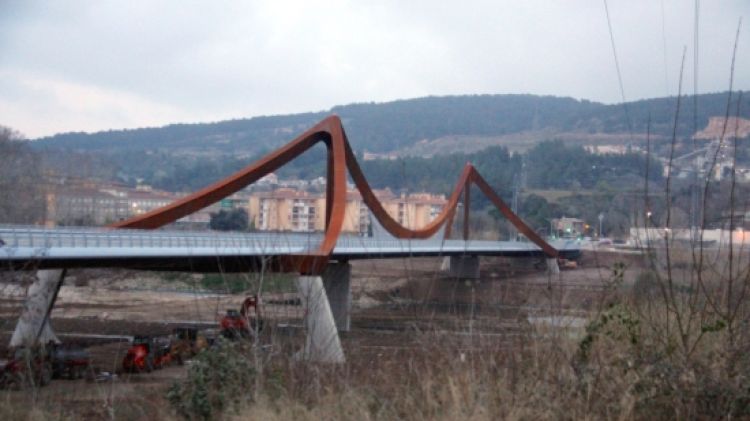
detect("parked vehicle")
[122,336,172,372]
[50,343,92,379]
[558,258,578,270]
[598,238,613,247]
[0,345,53,389]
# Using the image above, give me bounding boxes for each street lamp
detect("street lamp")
[598,213,604,238]
[549,219,555,239]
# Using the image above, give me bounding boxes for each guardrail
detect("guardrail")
[0,225,455,251]
[0,224,579,254]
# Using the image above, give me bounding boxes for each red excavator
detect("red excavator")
[122,336,172,372]
[219,295,264,339]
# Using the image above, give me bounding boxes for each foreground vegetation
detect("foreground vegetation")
[2,244,748,420]
[163,274,749,420]
[163,244,750,420]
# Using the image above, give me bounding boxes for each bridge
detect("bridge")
[2,115,580,362]
[0,225,581,272]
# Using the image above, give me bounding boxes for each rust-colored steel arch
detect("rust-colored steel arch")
[109,115,557,273]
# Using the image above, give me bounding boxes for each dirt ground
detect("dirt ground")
[0,251,645,419]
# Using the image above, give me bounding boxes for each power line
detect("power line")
[691,0,701,233]
[660,0,670,96]
[602,0,635,144]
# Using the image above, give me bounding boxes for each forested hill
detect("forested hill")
[32,92,747,156]
[332,95,599,152]
[33,94,596,155]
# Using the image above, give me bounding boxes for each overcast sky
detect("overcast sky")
[1,0,748,138]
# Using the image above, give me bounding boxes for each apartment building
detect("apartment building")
[43,176,447,234]
[247,187,446,234]
[248,188,326,232]
[382,192,447,230]
[46,180,177,226]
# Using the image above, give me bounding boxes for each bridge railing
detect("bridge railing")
[0,225,573,253]
[0,225,447,251]
[0,225,314,250]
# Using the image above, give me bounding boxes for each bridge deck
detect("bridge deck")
[0,225,581,272]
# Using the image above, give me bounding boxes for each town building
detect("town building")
[583,144,642,155]
[248,188,326,232]
[551,217,587,238]
[45,180,178,226]
[380,191,446,230]
[43,176,447,235]
[247,188,447,235]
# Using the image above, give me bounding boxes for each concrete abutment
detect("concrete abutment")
[10,269,65,348]
[294,261,351,363]
[442,255,480,279]
[322,262,352,332]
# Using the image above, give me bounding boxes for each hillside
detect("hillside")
[33,92,747,157]
[33,95,598,156]
[28,91,748,193]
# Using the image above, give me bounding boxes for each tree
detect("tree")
[209,208,249,231]
[0,127,45,224]
[520,194,558,233]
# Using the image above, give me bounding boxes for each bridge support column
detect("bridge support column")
[10,269,65,348]
[322,262,351,332]
[444,256,480,279]
[547,258,560,275]
[295,274,345,364]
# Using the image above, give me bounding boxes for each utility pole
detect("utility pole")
[690,155,700,240]
[511,174,519,241]
[510,157,526,242]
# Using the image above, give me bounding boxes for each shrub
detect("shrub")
[167,339,256,420]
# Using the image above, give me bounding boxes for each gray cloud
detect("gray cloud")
[1,0,748,137]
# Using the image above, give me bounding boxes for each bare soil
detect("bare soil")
[0,252,644,419]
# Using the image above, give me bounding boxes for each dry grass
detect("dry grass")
[163,273,750,420]
[3,253,749,420]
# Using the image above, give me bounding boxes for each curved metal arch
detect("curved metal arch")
[110,115,557,273]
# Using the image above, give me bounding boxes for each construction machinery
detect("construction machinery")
[122,335,172,372]
[219,295,264,339]
[50,343,92,379]
[169,327,209,364]
[0,344,53,389]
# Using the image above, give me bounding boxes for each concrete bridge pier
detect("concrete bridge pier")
[322,262,352,332]
[546,258,560,274]
[10,269,66,348]
[294,261,351,363]
[442,256,480,279]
